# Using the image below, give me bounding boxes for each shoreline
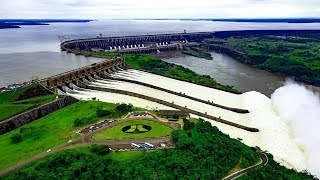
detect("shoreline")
[201,43,320,94]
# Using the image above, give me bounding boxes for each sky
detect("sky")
[1,0,320,19]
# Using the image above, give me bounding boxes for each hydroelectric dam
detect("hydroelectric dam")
[37,32,310,171]
[60,31,216,54]
[1,30,312,174]
[38,31,262,133]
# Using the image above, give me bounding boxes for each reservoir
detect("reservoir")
[1,20,318,95]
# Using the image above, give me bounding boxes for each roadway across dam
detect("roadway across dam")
[60,31,215,54]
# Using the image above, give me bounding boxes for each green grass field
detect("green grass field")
[0,85,56,121]
[92,120,173,140]
[0,101,138,171]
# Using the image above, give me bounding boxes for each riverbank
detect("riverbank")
[90,51,240,93]
[182,47,213,60]
[203,34,320,87]
[0,19,93,29]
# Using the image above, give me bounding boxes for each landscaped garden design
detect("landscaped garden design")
[92,120,173,140]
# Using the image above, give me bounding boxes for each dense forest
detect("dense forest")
[204,34,320,86]
[5,119,314,179]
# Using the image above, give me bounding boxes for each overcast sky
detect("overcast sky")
[1,0,320,19]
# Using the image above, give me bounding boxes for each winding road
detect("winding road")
[0,115,175,176]
[223,153,269,180]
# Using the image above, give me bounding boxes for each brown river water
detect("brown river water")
[161,52,285,97]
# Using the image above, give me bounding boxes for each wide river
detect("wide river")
[162,52,285,96]
[1,20,319,95]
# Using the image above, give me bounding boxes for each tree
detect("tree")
[115,103,133,112]
[89,144,110,155]
[10,134,23,144]
[96,109,112,117]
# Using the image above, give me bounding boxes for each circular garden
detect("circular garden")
[92,120,173,140]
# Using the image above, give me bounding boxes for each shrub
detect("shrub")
[115,103,133,112]
[10,134,23,144]
[89,144,110,155]
[96,109,113,117]
[73,117,95,127]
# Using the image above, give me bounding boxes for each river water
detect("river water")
[162,52,285,96]
[1,20,319,95]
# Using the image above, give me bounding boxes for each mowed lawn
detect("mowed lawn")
[0,101,131,171]
[92,120,173,140]
[0,85,56,121]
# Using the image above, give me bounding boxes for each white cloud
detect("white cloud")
[0,0,319,19]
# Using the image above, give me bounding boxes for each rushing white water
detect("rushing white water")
[66,70,319,177]
[271,80,320,177]
[68,88,176,111]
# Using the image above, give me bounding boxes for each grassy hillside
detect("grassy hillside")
[4,119,314,179]
[0,101,140,171]
[0,84,55,121]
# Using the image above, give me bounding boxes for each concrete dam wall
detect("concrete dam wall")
[60,32,215,53]
[0,96,78,135]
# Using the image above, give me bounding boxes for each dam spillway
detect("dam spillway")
[41,62,306,172]
[61,68,307,172]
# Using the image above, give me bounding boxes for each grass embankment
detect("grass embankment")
[4,119,314,179]
[90,52,239,93]
[205,35,320,86]
[0,84,55,121]
[92,120,173,140]
[182,47,213,60]
[5,119,262,179]
[0,101,140,171]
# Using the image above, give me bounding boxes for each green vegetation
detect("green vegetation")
[92,120,173,140]
[10,134,23,144]
[5,119,313,179]
[74,103,134,127]
[239,154,315,179]
[107,150,146,161]
[0,101,139,171]
[205,35,320,86]
[0,84,56,121]
[125,125,148,133]
[5,119,259,179]
[182,47,213,60]
[90,51,239,93]
[89,144,110,155]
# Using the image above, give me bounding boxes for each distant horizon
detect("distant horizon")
[2,17,320,20]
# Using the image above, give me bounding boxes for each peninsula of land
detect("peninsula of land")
[0,19,93,29]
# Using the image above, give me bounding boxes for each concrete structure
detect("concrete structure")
[60,31,215,54]
[39,57,125,91]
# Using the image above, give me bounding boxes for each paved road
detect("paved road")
[0,117,175,176]
[223,153,268,180]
